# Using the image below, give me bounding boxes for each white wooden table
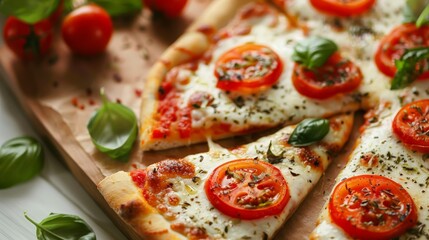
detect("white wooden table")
[0,66,127,240]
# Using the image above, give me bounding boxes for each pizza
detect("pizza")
[96,0,429,239]
[98,113,353,239]
[310,96,429,240]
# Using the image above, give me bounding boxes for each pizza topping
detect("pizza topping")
[309,0,376,17]
[390,47,429,90]
[266,142,285,164]
[205,159,290,220]
[288,118,330,147]
[292,52,362,99]
[291,37,362,99]
[375,24,429,83]
[292,36,338,70]
[404,0,429,27]
[214,43,283,93]
[392,99,429,153]
[188,91,214,109]
[329,175,417,240]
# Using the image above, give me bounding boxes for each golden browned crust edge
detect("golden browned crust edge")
[139,0,260,151]
[97,171,185,240]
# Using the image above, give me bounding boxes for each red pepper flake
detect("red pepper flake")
[79,105,85,110]
[135,89,142,97]
[88,99,96,106]
[71,97,79,107]
[116,98,122,104]
[113,73,122,82]
[131,163,137,169]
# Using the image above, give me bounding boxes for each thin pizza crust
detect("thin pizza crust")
[98,171,186,240]
[139,0,260,151]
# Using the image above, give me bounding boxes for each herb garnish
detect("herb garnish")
[266,141,284,164]
[87,89,138,161]
[288,118,330,147]
[391,47,429,90]
[292,36,338,69]
[25,212,96,240]
[404,0,429,27]
[0,137,44,189]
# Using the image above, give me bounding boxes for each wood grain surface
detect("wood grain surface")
[0,0,359,239]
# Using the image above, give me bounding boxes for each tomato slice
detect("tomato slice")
[375,24,429,79]
[310,0,375,17]
[205,159,290,220]
[329,175,417,240]
[214,43,283,92]
[392,99,429,153]
[292,53,362,99]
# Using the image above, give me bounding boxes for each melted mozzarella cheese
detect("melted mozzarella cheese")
[312,92,429,239]
[160,114,352,239]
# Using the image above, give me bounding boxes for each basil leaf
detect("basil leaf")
[88,0,142,16]
[416,4,429,27]
[391,47,429,90]
[288,118,330,147]
[87,89,138,161]
[0,137,44,189]
[291,36,338,69]
[403,0,429,25]
[266,141,285,164]
[25,212,96,240]
[0,0,60,24]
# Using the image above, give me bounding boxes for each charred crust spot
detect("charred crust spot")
[119,200,142,220]
[298,147,323,170]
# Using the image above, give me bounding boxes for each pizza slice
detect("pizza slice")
[98,113,353,240]
[139,0,371,151]
[310,97,429,239]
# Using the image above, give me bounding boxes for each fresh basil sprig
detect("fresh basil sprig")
[288,118,330,147]
[403,0,429,26]
[391,47,429,90]
[25,212,96,240]
[87,89,138,161]
[0,137,44,189]
[0,0,60,24]
[291,36,338,69]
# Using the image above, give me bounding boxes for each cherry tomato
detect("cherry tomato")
[143,0,188,18]
[3,17,53,60]
[392,99,429,153]
[205,159,290,220]
[214,43,283,93]
[61,4,113,56]
[329,175,417,240]
[310,0,376,17]
[375,24,429,79]
[292,52,362,99]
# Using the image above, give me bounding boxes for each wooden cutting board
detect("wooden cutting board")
[0,0,359,239]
